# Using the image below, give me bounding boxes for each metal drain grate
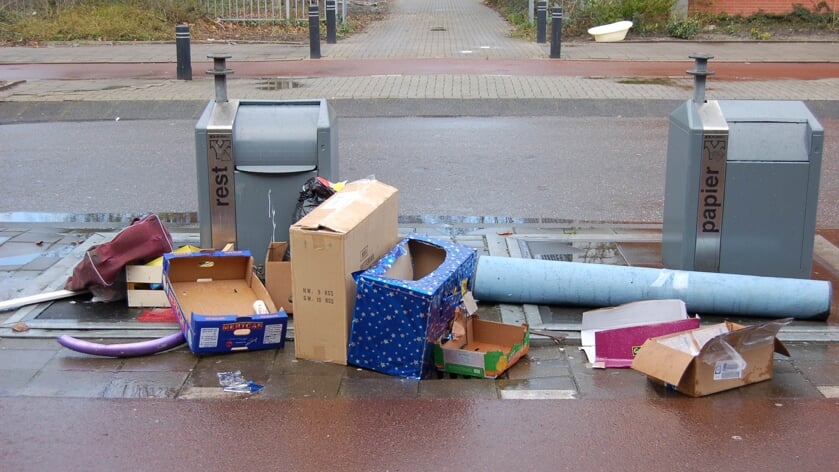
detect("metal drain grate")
[537,253,573,262]
[517,239,624,264]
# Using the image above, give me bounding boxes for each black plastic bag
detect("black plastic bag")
[287,177,336,260]
[293,176,336,223]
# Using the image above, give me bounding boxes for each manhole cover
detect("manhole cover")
[258,78,303,90]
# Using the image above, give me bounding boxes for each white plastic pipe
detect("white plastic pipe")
[473,256,831,320]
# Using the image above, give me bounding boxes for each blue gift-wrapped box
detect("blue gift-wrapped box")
[347,233,478,379]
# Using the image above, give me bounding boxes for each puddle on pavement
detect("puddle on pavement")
[258,78,303,90]
[0,253,40,266]
[0,245,77,266]
[35,293,176,323]
[0,211,199,226]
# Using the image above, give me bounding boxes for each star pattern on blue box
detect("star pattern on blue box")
[347,233,477,379]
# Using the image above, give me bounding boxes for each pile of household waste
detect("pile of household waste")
[41,177,832,397]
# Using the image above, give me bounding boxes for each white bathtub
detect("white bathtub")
[587,20,633,42]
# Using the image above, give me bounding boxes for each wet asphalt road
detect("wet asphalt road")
[2,396,837,470]
[3,115,839,226]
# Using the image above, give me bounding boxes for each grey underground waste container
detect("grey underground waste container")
[662,64,824,279]
[195,96,338,266]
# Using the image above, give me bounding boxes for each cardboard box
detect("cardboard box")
[434,294,530,378]
[631,319,791,397]
[347,233,478,379]
[163,250,288,354]
[265,242,293,314]
[580,299,701,368]
[290,179,400,364]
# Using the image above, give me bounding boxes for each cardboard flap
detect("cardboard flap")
[471,317,529,346]
[631,338,697,386]
[265,242,289,262]
[775,338,790,357]
[358,233,477,295]
[292,179,398,233]
[581,299,690,363]
[593,317,701,368]
[582,300,689,332]
[383,239,446,281]
[164,251,253,283]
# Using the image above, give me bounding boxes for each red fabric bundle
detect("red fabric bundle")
[65,214,174,292]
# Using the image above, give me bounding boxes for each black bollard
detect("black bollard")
[536,0,547,44]
[175,24,192,80]
[550,6,563,59]
[326,0,337,44]
[309,3,321,59]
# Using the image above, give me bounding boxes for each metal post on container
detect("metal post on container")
[536,0,547,44]
[309,3,321,59]
[550,6,562,58]
[206,53,233,103]
[326,0,337,44]
[686,54,715,103]
[175,24,192,80]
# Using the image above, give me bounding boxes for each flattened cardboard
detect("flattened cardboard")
[164,250,288,354]
[290,179,400,364]
[265,242,293,314]
[347,233,478,379]
[631,319,791,397]
[580,299,700,368]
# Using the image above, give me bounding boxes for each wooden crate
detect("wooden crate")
[126,264,170,307]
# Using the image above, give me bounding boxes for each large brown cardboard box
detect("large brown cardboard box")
[631,319,790,397]
[290,179,399,364]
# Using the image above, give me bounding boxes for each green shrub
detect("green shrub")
[583,0,677,33]
[1,0,205,43]
[666,17,700,39]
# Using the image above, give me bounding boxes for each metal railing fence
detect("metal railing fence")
[0,0,347,22]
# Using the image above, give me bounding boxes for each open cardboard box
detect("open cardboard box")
[631,318,791,397]
[434,293,529,378]
[265,242,293,314]
[164,250,288,354]
[580,299,701,368]
[347,233,478,379]
[290,178,400,364]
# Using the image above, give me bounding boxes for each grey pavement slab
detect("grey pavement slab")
[2,74,838,103]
